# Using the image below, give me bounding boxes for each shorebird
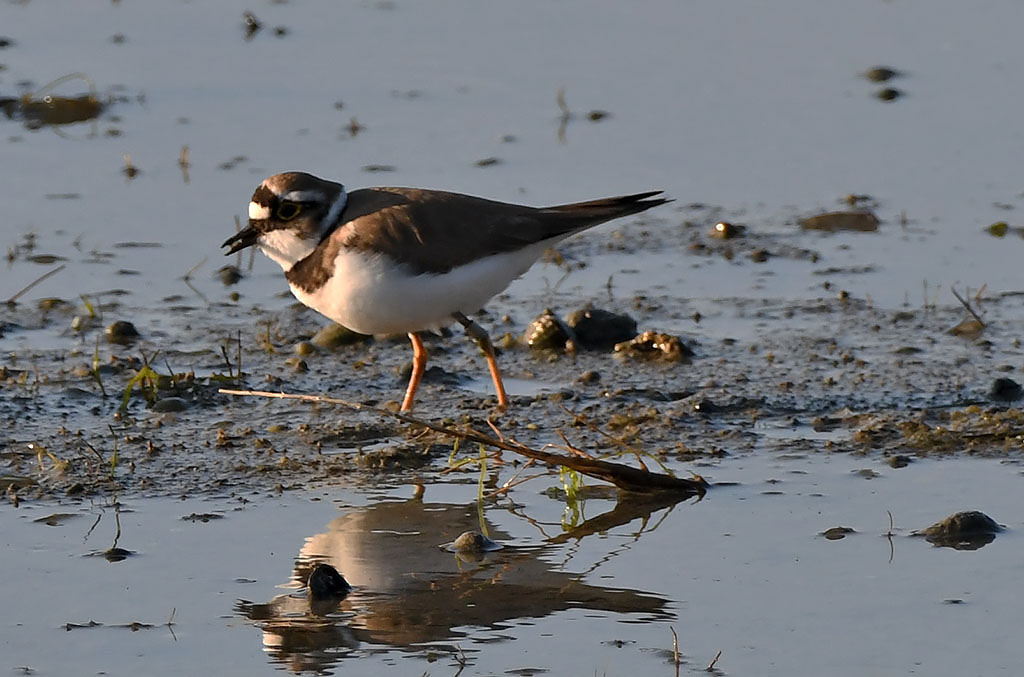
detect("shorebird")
[223,172,669,411]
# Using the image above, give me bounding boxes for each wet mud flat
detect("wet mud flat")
[4,211,1024,501]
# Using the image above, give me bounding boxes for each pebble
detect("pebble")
[105,320,140,345]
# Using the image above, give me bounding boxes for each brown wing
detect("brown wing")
[336,187,669,274]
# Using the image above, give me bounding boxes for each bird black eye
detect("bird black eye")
[276,201,302,220]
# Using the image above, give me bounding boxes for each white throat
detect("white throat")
[252,188,349,272]
[258,230,318,272]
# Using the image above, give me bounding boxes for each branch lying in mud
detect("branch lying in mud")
[218,388,708,497]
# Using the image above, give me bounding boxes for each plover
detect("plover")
[223,172,669,412]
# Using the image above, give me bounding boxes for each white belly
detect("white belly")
[290,244,549,334]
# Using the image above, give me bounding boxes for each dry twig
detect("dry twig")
[218,388,707,496]
[951,286,985,327]
[5,264,66,305]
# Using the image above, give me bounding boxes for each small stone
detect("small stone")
[989,377,1022,402]
[152,397,188,413]
[217,265,242,286]
[443,530,503,554]
[71,315,92,332]
[105,320,140,345]
[708,222,745,240]
[986,222,1009,237]
[242,11,262,39]
[565,307,636,350]
[307,563,351,600]
[820,526,855,540]
[920,511,1002,550]
[864,66,900,83]
[875,87,902,101]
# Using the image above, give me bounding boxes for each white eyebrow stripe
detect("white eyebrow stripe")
[282,190,324,203]
[320,188,349,231]
[249,202,271,220]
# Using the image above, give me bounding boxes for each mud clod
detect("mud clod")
[524,309,577,352]
[614,331,692,362]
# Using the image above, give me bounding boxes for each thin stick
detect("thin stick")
[706,649,722,671]
[951,286,985,327]
[5,264,66,305]
[218,388,707,495]
[670,626,681,665]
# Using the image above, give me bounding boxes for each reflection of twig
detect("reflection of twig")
[556,87,572,144]
[484,458,539,499]
[886,509,895,564]
[112,499,122,549]
[218,388,708,495]
[182,257,209,304]
[453,643,468,676]
[179,145,190,184]
[5,264,66,305]
[951,285,985,327]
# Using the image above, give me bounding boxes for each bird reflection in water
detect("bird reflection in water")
[235,488,687,673]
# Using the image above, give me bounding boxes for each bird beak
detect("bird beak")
[221,225,259,255]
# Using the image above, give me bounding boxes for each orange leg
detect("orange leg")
[401,332,427,412]
[453,312,509,412]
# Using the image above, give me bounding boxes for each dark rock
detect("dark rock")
[307,563,351,601]
[820,526,855,540]
[989,377,1022,402]
[566,307,636,350]
[920,511,1002,550]
[105,320,140,345]
[864,66,901,83]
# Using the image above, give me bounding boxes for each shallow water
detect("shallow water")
[4,1,1024,310]
[4,1,1024,675]
[3,455,1023,675]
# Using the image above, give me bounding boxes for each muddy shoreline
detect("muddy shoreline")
[5,254,1022,502]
